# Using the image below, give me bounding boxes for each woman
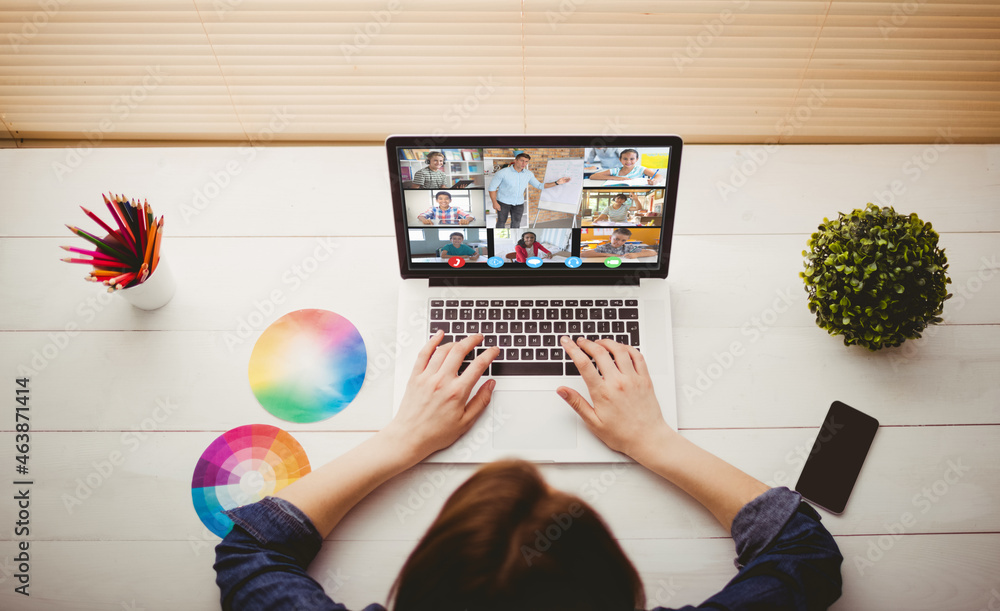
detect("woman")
[215,333,843,610]
[411,151,449,189]
[514,231,553,262]
[590,149,660,184]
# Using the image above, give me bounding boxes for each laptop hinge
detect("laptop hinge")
[428,276,640,287]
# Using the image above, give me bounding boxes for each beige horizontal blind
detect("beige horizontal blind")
[1,0,998,145]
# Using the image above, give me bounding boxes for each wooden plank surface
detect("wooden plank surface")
[0,536,997,611]
[0,144,997,611]
[1,233,996,331]
[0,427,995,543]
[1,145,997,237]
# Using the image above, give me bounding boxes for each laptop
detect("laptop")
[388,135,682,463]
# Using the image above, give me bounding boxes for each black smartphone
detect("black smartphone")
[794,401,879,514]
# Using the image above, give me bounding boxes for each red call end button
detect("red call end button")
[448,256,465,268]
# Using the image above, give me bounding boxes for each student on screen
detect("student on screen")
[514,231,553,263]
[594,194,635,223]
[589,149,660,184]
[410,151,449,189]
[581,227,656,259]
[417,191,475,225]
[439,232,481,262]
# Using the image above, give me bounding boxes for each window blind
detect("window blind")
[1,0,997,145]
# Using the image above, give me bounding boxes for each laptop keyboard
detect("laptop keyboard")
[428,299,640,375]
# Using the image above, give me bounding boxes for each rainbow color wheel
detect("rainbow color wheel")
[191,424,311,538]
[249,309,367,423]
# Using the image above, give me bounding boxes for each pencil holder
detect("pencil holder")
[116,258,176,310]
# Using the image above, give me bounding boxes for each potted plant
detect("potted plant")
[801,203,952,351]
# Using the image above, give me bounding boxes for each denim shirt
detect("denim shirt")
[214,487,842,610]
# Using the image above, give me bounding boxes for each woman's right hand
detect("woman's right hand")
[556,336,676,458]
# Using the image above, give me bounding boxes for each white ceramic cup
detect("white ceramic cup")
[116,259,176,310]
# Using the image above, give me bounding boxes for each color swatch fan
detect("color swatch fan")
[191,424,311,538]
[249,309,367,423]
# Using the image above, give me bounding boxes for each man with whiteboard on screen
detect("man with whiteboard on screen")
[488,152,571,228]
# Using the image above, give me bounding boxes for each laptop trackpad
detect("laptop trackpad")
[492,391,578,450]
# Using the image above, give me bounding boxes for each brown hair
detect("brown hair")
[389,460,644,611]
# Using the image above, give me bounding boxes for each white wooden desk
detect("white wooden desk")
[1,144,998,610]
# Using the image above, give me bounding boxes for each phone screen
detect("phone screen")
[794,401,879,514]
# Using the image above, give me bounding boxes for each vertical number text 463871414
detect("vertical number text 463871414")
[13,377,32,597]
[15,378,30,475]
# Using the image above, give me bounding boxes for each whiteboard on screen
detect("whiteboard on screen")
[538,158,584,215]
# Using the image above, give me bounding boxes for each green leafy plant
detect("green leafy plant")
[801,204,951,350]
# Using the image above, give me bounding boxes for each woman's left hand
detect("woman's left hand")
[382,332,499,461]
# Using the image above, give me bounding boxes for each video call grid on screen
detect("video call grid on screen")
[395,144,673,272]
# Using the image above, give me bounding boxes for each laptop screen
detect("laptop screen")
[387,136,681,282]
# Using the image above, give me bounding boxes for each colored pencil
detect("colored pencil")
[80,206,123,242]
[139,201,150,257]
[105,270,137,286]
[134,199,147,259]
[124,195,138,232]
[118,195,138,254]
[65,225,135,261]
[61,257,131,268]
[142,213,158,268]
[68,249,122,264]
[66,194,166,291]
[150,216,163,272]
[106,195,137,253]
[61,245,119,259]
